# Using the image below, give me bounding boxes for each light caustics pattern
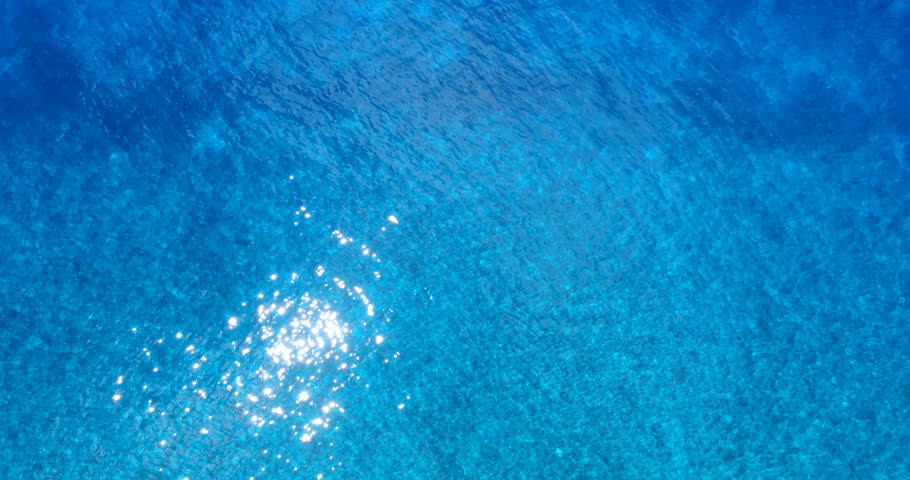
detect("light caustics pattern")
[116,205,405,478]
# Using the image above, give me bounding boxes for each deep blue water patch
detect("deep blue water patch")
[1,0,909,478]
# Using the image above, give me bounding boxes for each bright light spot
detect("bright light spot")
[264,303,349,367]
[112,393,122,403]
[126,206,391,467]
[398,404,405,410]
[116,376,124,385]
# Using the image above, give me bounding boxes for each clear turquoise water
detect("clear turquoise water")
[1,1,909,478]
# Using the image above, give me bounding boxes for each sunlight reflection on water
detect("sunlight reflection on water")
[117,204,403,477]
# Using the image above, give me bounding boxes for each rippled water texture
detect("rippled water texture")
[1,1,909,478]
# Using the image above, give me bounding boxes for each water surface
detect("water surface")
[1,1,909,478]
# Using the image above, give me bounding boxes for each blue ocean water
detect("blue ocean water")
[1,0,909,478]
